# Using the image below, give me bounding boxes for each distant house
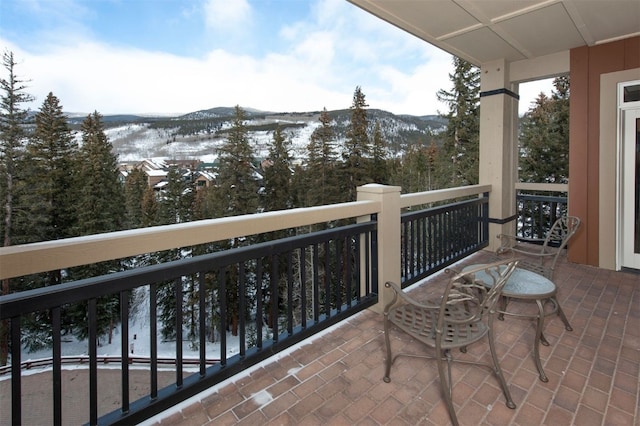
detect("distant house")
[194,171,216,189]
[146,169,168,188]
[134,158,169,188]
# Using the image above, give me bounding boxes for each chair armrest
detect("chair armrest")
[496,234,518,254]
[510,246,556,258]
[383,281,441,314]
[497,234,546,246]
[496,234,552,257]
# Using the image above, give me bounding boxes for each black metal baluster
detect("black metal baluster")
[52,307,62,424]
[256,260,263,349]
[88,299,98,425]
[300,247,307,329]
[239,263,246,357]
[150,283,158,399]
[10,317,21,425]
[401,221,406,279]
[346,236,353,307]
[360,232,367,298]
[120,290,130,414]
[271,255,279,341]
[199,273,206,377]
[370,223,378,294]
[335,237,342,312]
[323,241,330,318]
[287,251,293,335]
[175,278,183,388]
[429,213,435,267]
[313,244,319,323]
[420,216,427,272]
[218,270,227,366]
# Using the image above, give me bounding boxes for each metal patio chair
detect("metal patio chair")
[496,215,581,281]
[496,215,581,332]
[382,259,519,426]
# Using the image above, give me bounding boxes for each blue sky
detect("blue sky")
[0,0,550,116]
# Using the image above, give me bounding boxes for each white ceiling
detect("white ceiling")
[347,0,640,66]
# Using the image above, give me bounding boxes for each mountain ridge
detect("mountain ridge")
[65,107,448,163]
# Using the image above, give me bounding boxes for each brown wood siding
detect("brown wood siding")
[569,36,640,266]
[569,46,589,264]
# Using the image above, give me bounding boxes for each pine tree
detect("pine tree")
[425,140,439,191]
[262,126,293,213]
[519,76,570,184]
[0,51,34,248]
[22,93,78,245]
[305,108,340,206]
[214,105,259,217]
[141,186,159,228]
[260,126,296,330]
[157,166,193,225]
[370,122,389,184]
[342,86,371,201]
[212,105,259,336]
[0,50,34,365]
[436,57,480,187]
[69,111,125,343]
[124,168,149,229]
[75,111,124,238]
[391,140,427,193]
[13,93,81,351]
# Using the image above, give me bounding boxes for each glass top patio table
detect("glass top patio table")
[464,265,557,299]
[462,264,560,382]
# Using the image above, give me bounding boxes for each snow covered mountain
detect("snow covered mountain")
[88,107,447,163]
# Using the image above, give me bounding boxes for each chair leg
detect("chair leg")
[383,316,392,383]
[553,297,573,331]
[533,299,549,382]
[436,349,459,426]
[488,315,516,409]
[540,332,550,346]
[498,296,509,321]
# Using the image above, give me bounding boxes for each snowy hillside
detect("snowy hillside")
[106,117,320,163]
[98,108,445,163]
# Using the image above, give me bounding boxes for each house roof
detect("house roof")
[347,0,640,66]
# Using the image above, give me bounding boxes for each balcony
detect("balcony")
[1,184,638,425]
[154,252,637,426]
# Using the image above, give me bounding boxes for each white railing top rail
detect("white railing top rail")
[1,184,499,281]
[399,184,491,209]
[515,182,568,192]
[0,200,379,281]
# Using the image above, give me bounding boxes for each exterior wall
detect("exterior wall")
[569,36,640,268]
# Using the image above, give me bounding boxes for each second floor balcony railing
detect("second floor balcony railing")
[0,184,492,425]
[515,182,569,243]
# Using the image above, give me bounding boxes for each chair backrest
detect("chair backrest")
[543,215,581,251]
[539,215,581,276]
[437,259,518,341]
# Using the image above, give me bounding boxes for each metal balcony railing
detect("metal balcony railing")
[0,184,493,425]
[1,222,378,425]
[515,187,568,242]
[400,194,489,287]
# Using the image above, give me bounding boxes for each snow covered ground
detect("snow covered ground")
[106,119,322,163]
[1,286,244,379]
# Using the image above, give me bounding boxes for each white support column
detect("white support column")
[357,184,401,313]
[478,59,519,251]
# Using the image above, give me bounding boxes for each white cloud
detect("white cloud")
[4,38,351,115]
[518,79,555,113]
[1,0,549,117]
[203,0,252,32]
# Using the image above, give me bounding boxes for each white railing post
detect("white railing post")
[357,184,401,313]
